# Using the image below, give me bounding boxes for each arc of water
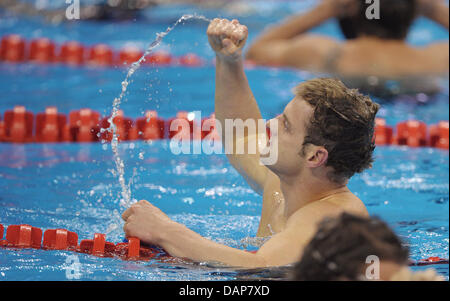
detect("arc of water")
[107,15,211,212]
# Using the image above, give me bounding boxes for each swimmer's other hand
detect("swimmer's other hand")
[207,18,248,62]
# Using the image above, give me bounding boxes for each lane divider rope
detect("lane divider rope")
[0,223,166,261]
[0,223,447,266]
[0,106,448,149]
[0,34,206,67]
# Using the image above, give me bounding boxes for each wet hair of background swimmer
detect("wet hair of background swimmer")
[291,213,410,281]
[339,0,417,40]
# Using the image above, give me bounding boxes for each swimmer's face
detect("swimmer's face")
[264,97,317,176]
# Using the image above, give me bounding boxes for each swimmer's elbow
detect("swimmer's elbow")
[245,45,259,61]
[245,43,268,63]
[246,252,270,268]
[245,43,285,67]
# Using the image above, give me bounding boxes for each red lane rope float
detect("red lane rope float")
[0,223,6,247]
[0,35,204,67]
[0,35,26,63]
[147,51,173,66]
[88,44,114,66]
[201,113,221,142]
[68,108,101,142]
[1,106,34,143]
[29,38,56,64]
[60,41,85,66]
[0,223,159,261]
[0,223,447,266]
[374,118,449,149]
[429,121,450,150]
[136,110,165,140]
[100,110,136,142]
[5,224,42,249]
[0,107,448,149]
[412,257,450,266]
[118,46,144,66]
[43,229,78,251]
[35,107,68,143]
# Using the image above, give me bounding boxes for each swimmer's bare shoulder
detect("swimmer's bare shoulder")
[257,169,368,237]
[256,184,368,266]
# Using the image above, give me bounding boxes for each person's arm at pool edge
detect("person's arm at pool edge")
[122,200,329,267]
[209,18,269,194]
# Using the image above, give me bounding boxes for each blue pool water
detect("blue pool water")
[0,1,449,280]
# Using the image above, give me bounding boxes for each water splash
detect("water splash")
[106,14,211,213]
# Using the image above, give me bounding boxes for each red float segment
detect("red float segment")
[118,46,143,65]
[201,113,221,142]
[29,38,55,63]
[114,237,156,260]
[43,229,78,251]
[128,125,140,141]
[60,41,85,65]
[0,35,26,63]
[69,109,101,142]
[146,51,173,65]
[429,121,449,150]
[5,224,42,248]
[0,35,211,68]
[395,120,428,147]
[0,120,5,142]
[35,107,67,142]
[126,237,141,259]
[100,110,135,142]
[178,53,203,67]
[3,106,34,143]
[375,118,393,146]
[168,111,199,140]
[136,110,165,140]
[78,233,115,257]
[413,256,449,266]
[88,44,114,66]
[0,224,5,247]
[169,111,189,140]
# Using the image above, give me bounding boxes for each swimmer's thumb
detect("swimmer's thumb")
[222,38,238,53]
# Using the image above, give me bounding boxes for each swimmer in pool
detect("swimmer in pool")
[122,18,379,268]
[291,213,444,281]
[0,0,156,22]
[246,0,449,97]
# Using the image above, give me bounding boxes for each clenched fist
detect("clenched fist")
[122,200,175,245]
[207,18,248,62]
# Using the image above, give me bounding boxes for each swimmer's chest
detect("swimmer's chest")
[257,175,286,236]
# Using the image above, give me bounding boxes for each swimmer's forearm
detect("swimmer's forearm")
[424,1,449,29]
[159,222,268,268]
[215,58,262,127]
[250,3,334,45]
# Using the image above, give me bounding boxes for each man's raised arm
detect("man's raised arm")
[208,19,269,194]
[418,0,449,30]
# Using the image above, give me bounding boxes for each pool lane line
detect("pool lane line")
[0,223,448,266]
[0,106,448,150]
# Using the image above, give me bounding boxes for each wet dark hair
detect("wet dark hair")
[292,213,410,281]
[339,0,417,40]
[295,78,380,184]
